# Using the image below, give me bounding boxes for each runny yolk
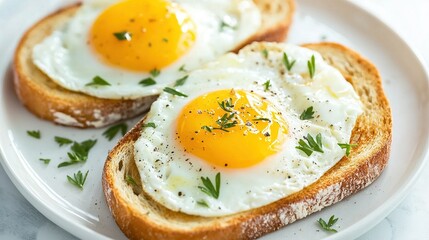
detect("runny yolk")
[176,89,288,169]
[89,0,196,72]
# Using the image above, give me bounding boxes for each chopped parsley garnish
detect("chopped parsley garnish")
[262,49,269,58]
[296,133,324,156]
[162,38,168,43]
[318,215,339,232]
[150,68,160,77]
[338,143,357,157]
[178,65,187,72]
[197,199,209,207]
[39,158,51,164]
[103,123,128,141]
[67,170,89,190]
[27,130,41,139]
[283,52,296,71]
[300,106,315,120]
[139,78,157,87]
[174,75,188,87]
[86,76,111,87]
[213,113,237,132]
[58,139,97,168]
[54,136,73,147]
[218,98,234,112]
[253,118,271,122]
[263,80,271,91]
[163,87,188,97]
[201,126,213,132]
[126,175,138,186]
[220,20,236,31]
[142,122,156,129]
[113,31,132,41]
[198,172,221,199]
[308,55,316,79]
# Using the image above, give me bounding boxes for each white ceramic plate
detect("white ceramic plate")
[1,0,428,239]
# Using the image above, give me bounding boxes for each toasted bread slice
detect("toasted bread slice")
[13,0,295,128]
[102,42,392,240]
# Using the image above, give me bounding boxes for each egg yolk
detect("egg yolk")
[89,0,196,72]
[176,90,288,169]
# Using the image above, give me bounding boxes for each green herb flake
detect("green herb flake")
[54,136,73,147]
[220,21,236,31]
[27,130,41,139]
[162,38,168,43]
[174,75,189,87]
[296,133,324,156]
[67,170,89,190]
[139,78,157,87]
[338,143,357,157]
[163,87,188,97]
[283,52,296,71]
[142,122,156,129]
[252,118,271,122]
[218,98,234,112]
[300,106,315,120]
[201,125,213,133]
[197,199,209,208]
[86,76,111,87]
[262,49,269,58]
[58,139,97,168]
[103,123,128,141]
[263,80,271,91]
[198,172,221,199]
[150,68,161,77]
[113,31,132,41]
[178,65,187,72]
[39,158,51,164]
[318,215,339,233]
[308,55,316,79]
[126,175,138,186]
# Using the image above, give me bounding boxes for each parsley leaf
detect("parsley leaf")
[213,113,237,132]
[139,78,157,87]
[39,158,51,164]
[142,122,156,129]
[103,123,128,141]
[27,130,41,139]
[262,49,269,58]
[201,126,213,132]
[67,170,89,190]
[218,98,234,112]
[198,172,221,199]
[113,31,132,41]
[283,52,296,71]
[86,76,111,87]
[263,80,271,91]
[300,106,315,120]
[126,175,138,186]
[150,68,160,77]
[220,21,236,31]
[308,55,316,79]
[54,136,73,147]
[318,215,339,232]
[338,143,357,157]
[178,65,187,72]
[174,75,188,87]
[163,87,188,97]
[253,118,271,122]
[58,139,97,168]
[197,199,209,207]
[296,133,324,156]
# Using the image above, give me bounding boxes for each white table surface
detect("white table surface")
[1,0,428,239]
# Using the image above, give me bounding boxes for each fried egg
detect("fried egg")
[32,0,261,99]
[134,43,363,217]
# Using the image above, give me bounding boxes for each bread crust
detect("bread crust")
[13,0,295,128]
[102,42,392,239]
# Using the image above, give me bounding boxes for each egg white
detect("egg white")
[32,0,261,99]
[134,43,363,217]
